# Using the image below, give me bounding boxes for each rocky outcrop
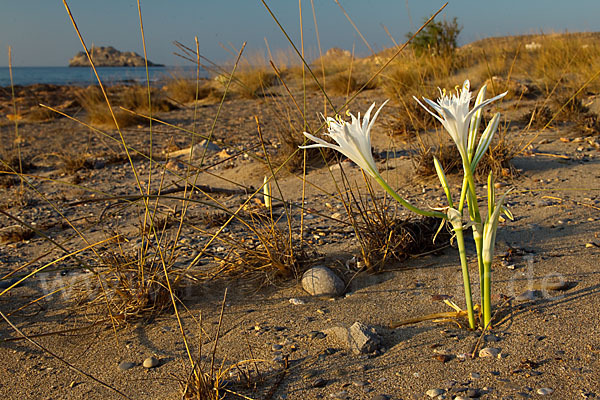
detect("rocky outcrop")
[69,46,163,67]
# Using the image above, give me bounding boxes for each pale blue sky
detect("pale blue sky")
[1,1,599,66]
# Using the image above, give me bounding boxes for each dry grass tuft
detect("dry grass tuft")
[276,128,336,172]
[412,141,461,179]
[225,68,277,98]
[323,72,359,96]
[0,154,35,174]
[475,134,520,180]
[357,211,451,271]
[78,248,183,325]
[213,210,314,287]
[0,225,35,244]
[57,152,95,175]
[75,85,176,127]
[23,105,57,122]
[164,77,221,104]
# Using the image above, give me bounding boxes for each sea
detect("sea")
[0,66,205,87]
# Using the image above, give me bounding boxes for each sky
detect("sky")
[1,0,600,67]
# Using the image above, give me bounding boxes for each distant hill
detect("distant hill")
[69,46,163,67]
[460,31,600,51]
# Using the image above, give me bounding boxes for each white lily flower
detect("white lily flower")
[300,101,388,179]
[415,80,506,162]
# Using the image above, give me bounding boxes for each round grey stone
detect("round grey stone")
[118,361,135,371]
[143,356,159,368]
[301,266,345,296]
[272,344,283,351]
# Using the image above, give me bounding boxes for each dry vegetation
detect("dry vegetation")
[2,7,600,395]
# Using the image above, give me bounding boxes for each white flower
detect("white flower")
[415,80,506,161]
[300,101,388,178]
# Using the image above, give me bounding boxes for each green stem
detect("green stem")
[461,158,488,322]
[462,160,481,223]
[473,231,484,305]
[374,174,446,220]
[457,175,468,214]
[455,227,475,330]
[483,259,492,328]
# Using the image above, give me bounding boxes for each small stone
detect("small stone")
[324,322,381,355]
[302,370,317,380]
[371,395,389,400]
[426,388,445,398]
[466,388,481,397]
[312,378,327,388]
[289,298,305,305]
[309,330,326,340]
[537,388,554,395]
[470,372,481,379]
[484,334,501,342]
[272,344,283,351]
[454,396,469,400]
[352,380,368,387]
[143,356,159,368]
[515,290,540,302]
[479,347,501,358]
[301,266,345,296]
[330,390,348,398]
[118,361,135,371]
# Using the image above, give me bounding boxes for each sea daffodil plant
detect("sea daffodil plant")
[301,80,511,330]
[418,80,510,329]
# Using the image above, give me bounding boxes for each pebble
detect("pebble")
[470,372,481,379]
[301,266,345,296]
[329,390,348,398]
[118,361,135,371]
[312,378,327,388]
[515,290,541,302]
[479,347,501,358]
[289,298,306,305]
[143,356,159,368]
[352,380,368,387]
[484,334,500,342]
[426,388,445,398]
[371,395,389,400]
[272,344,283,351]
[466,388,481,397]
[309,330,326,340]
[537,388,554,395]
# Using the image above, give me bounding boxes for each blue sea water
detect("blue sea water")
[0,66,204,87]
